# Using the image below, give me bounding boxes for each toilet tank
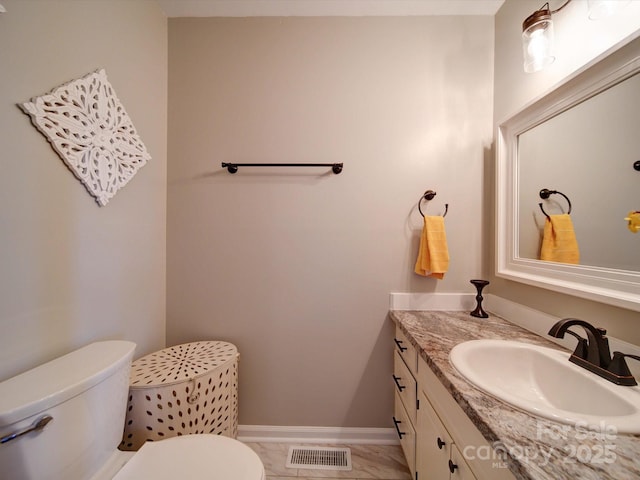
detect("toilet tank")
[0,341,136,480]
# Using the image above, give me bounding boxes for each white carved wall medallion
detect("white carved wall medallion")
[20,69,151,206]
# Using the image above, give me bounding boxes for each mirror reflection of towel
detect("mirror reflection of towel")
[414,216,449,279]
[540,214,580,264]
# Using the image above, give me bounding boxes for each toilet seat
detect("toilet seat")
[112,435,265,480]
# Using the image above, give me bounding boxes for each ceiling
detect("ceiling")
[157,0,506,17]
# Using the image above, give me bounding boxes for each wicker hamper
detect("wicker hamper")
[120,341,238,451]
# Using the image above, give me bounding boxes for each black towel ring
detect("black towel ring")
[418,190,448,218]
[538,188,572,220]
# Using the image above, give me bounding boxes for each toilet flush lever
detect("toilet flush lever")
[1,414,53,444]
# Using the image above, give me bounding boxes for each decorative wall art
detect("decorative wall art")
[20,69,151,206]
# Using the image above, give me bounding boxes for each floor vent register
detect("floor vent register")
[286,446,352,471]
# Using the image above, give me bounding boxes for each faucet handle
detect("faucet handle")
[563,330,589,360]
[606,352,640,386]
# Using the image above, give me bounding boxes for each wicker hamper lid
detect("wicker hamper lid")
[129,341,238,388]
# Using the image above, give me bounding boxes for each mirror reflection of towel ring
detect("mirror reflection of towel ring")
[538,188,572,220]
[418,190,449,217]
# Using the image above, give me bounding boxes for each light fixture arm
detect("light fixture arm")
[549,0,573,14]
[524,0,572,29]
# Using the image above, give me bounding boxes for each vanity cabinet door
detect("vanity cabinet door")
[416,389,453,480]
[417,357,514,480]
[450,444,478,480]
[416,390,478,480]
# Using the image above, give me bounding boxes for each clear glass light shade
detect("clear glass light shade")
[587,0,631,20]
[522,14,555,73]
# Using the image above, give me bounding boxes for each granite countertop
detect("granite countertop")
[390,310,640,480]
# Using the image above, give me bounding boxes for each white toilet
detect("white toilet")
[0,341,265,480]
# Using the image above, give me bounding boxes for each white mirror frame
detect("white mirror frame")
[497,34,640,312]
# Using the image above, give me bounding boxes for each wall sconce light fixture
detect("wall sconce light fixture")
[522,1,573,73]
[523,0,633,73]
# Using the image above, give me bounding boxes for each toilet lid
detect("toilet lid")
[113,435,265,480]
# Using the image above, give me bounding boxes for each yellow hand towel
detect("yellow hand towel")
[540,214,580,264]
[414,215,449,279]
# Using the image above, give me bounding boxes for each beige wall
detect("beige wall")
[0,0,167,380]
[3,0,636,433]
[6,0,635,432]
[167,16,494,426]
[492,1,640,344]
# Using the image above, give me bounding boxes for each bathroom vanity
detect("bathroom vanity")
[391,310,640,480]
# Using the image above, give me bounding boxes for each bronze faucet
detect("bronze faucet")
[548,318,639,386]
[548,318,611,367]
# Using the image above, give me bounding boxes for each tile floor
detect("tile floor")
[245,442,412,480]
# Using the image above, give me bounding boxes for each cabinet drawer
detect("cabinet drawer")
[394,326,417,375]
[393,350,417,425]
[393,390,416,476]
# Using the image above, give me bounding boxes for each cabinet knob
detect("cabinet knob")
[394,338,408,352]
[448,459,458,474]
[437,437,446,449]
[392,374,406,391]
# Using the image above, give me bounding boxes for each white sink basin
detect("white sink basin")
[449,339,640,433]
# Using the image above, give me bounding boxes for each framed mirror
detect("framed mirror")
[497,34,640,312]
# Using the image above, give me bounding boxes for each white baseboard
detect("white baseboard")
[237,425,399,445]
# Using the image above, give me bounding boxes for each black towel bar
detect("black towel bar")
[222,162,343,174]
